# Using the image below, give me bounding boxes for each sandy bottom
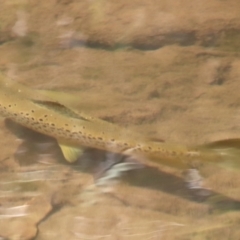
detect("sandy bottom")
[1,1,240,239]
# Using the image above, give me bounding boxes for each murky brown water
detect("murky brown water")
[1,1,240,239]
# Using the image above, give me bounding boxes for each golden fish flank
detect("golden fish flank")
[0,73,240,170]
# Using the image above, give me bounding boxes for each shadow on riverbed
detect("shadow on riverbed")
[6,118,240,213]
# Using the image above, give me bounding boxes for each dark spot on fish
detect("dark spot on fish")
[51,123,55,126]
[39,119,43,121]
[111,139,115,142]
[98,137,103,140]
[31,110,34,113]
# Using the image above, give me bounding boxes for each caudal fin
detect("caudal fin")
[200,138,240,170]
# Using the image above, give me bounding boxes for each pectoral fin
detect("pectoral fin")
[5,118,51,142]
[57,141,84,163]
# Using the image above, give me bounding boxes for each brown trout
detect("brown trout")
[0,73,240,170]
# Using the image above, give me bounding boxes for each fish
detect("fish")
[1,72,240,171]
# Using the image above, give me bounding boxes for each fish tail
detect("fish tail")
[198,138,240,170]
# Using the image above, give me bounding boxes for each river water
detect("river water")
[0,1,240,239]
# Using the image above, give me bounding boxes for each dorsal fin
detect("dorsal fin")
[147,137,165,143]
[32,100,90,121]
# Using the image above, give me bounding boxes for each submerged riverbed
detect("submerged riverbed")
[1,1,240,239]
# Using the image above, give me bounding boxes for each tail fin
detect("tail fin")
[202,138,240,149]
[200,138,240,170]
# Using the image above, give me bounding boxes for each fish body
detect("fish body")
[0,73,239,170]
